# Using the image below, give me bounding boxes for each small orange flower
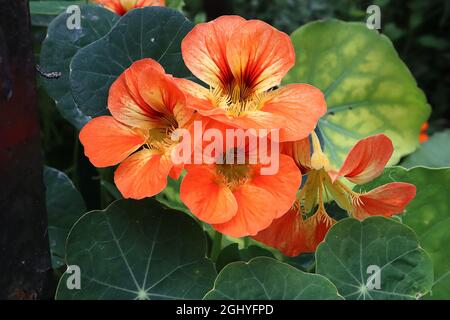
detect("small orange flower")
[92,0,165,15]
[179,123,302,237]
[254,133,416,256]
[177,16,326,142]
[419,122,429,143]
[79,58,194,199]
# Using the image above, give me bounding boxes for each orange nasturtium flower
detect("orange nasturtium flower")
[419,122,429,143]
[253,133,417,256]
[79,58,194,199]
[179,122,302,237]
[178,16,327,142]
[92,0,165,15]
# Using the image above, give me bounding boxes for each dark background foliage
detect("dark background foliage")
[34,0,449,209]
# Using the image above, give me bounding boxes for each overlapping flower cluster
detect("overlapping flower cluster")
[80,16,416,255]
[92,0,165,15]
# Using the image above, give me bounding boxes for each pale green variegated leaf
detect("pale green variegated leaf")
[44,166,86,269]
[70,7,194,117]
[283,20,430,167]
[56,199,216,299]
[402,130,450,168]
[204,257,342,300]
[358,167,450,299]
[40,5,118,128]
[316,217,434,300]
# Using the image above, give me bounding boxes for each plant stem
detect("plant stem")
[210,231,223,262]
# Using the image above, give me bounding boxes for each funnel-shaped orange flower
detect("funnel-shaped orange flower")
[79,58,194,199]
[254,133,416,256]
[92,0,165,15]
[179,123,302,237]
[178,16,326,142]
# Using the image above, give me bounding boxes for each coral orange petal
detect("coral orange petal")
[137,0,165,7]
[335,134,394,184]
[79,116,145,167]
[210,110,284,134]
[108,60,163,128]
[180,166,238,224]
[250,154,301,218]
[168,164,183,180]
[261,84,327,141]
[212,184,278,237]
[138,66,186,115]
[124,59,165,113]
[182,15,246,87]
[94,0,126,15]
[353,182,417,220]
[174,78,216,113]
[114,149,173,199]
[226,19,295,94]
[253,208,333,257]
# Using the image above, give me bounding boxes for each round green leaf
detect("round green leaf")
[44,166,86,269]
[55,199,216,300]
[283,20,430,167]
[316,217,433,300]
[357,167,450,299]
[402,130,450,168]
[70,7,194,117]
[40,5,118,129]
[216,244,274,272]
[204,257,342,300]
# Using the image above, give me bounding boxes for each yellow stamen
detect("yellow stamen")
[310,131,331,171]
[208,86,266,117]
[216,164,250,189]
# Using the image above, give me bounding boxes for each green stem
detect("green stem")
[98,168,113,209]
[210,231,223,261]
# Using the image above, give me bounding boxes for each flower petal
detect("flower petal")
[335,134,394,184]
[210,110,283,133]
[94,0,126,15]
[180,165,238,224]
[108,59,164,128]
[114,149,173,199]
[212,184,278,237]
[136,0,165,7]
[250,154,301,218]
[79,116,145,167]
[353,182,416,219]
[138,65,186,115]
[261,84,327,141]
[253,208,333,257]
[281,137,312,172]
[182,16,246,87]
[226,19,295,94]
[174,78,217,115]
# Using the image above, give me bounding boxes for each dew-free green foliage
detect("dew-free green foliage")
[204,257,342,300]
[44,166,86,268]
[283,20,430,167]
[70,7,194,117]
[216,244,274,272]
[402,130,450,168]
[156,175,190,214]
[30,0,88,27]
[56,199,216,300]
[40,5,118,129]
[358,167,450,299]
[316,217,434,300]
